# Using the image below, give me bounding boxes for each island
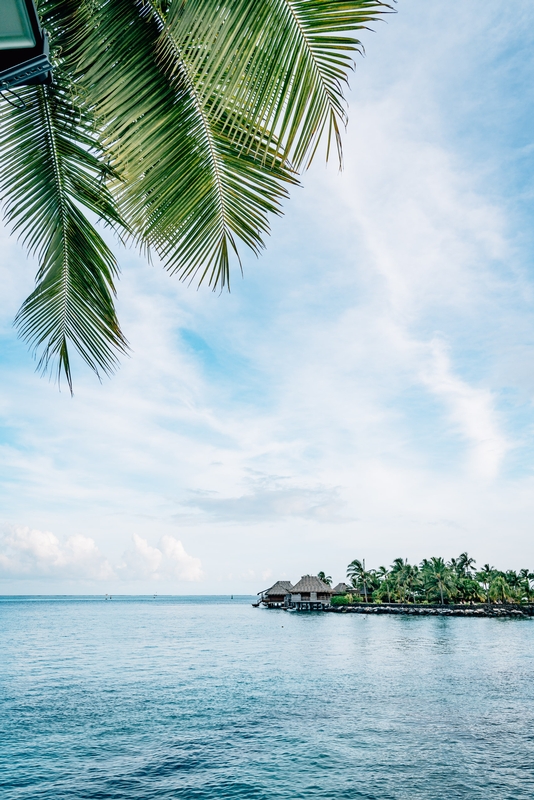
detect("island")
[255,555,534,618]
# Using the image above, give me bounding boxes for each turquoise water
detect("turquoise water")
[1,596,534,799]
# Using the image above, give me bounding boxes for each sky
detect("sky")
[2,0,534,594]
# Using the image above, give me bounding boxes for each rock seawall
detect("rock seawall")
[325,603,534,618]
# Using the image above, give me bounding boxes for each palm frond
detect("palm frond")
[166,0,393,169]
[65,0,297,289]
[0,72,128,391]
[1,0,390,387]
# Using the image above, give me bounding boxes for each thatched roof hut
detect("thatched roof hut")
[291,575,332,595]
[265,580,293,597]
[332,582,352,595]
[289,575,332,609]
[259,580,293,607]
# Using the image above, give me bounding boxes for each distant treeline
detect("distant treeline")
[319,554,534,605]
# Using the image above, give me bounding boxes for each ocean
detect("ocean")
[1,595,534,799]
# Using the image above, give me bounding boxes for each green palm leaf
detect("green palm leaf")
[0,0,391,386]
[65,0,298,288]
[165,0,392,168]
[0,72,128,392]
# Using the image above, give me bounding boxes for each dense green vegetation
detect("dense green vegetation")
[333,555,534,606]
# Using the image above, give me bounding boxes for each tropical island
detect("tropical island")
[256,555,534,617]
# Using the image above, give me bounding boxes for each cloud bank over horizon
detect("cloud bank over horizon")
[0,527,114,582]
[0,527,202,588]
[2,1,534,593]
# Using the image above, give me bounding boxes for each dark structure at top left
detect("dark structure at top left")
[0,0,52,90]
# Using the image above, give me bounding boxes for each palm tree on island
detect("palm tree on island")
[326,553,534,611]
[421,557,456,606]
[347,558,374,602]
[375,566,392,603]
[476,564,495,609]
[317,572,332,586]
[389,558,415,604]
[519,569,534,603]
[489,573,514,604]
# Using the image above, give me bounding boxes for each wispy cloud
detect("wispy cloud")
[420,340,510,479]
[177,474,350,524]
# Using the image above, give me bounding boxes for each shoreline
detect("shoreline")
[324,603,534,618]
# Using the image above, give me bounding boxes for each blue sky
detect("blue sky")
[2,0,534,593]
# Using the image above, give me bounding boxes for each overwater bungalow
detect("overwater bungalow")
[259,580,293,608]
[332,582,353,596]
[289,575,333,610]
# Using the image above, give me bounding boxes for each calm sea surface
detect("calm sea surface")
[1,596,534,799]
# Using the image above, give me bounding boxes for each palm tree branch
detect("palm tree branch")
[66,0,297,289]
[0,71,128,391]
[166,0,393,169]
[151,1,244,286]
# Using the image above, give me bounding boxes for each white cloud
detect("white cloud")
[0,527,203,584]
[119,534,203,582]
[0,526,114,580]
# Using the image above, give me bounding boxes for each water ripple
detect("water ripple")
[1,596,534,799]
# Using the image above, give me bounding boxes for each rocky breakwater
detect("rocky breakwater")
[325,603,534,618]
